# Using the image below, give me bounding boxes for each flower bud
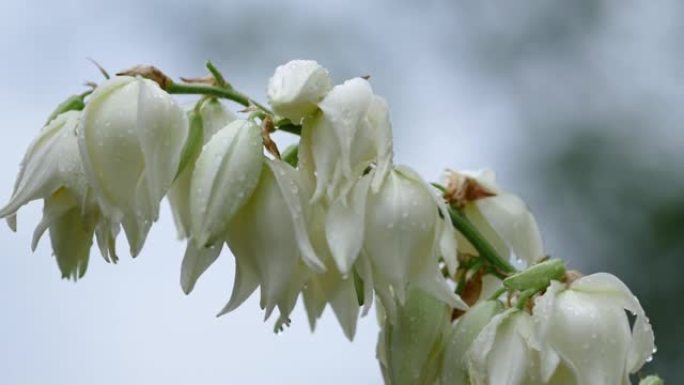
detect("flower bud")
[442,300,504,384]
[79,76,189,256]
[379,286,451,385]
[168,99,236,239]
[533,273,656,384]
[267,59,332,123]
[189,119,262,247]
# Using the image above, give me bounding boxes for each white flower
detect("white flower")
[452,169,544,266]
[188,119,263,247]
[78,76,189,256]
[217,159,326,326]
[267,59,332,123]
[442,300,504,385]
[533,273,656,385]
[168,99,236,239]
[298,77,394,203]
[325,166,465,317]
[0,111,117,278]
[467,309,545,385]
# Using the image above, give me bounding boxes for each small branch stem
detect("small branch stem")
[448,207,517,275]
[165,81,303,135]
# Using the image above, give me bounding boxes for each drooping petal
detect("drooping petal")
[318,78,373,181]
[303,112,340,202]
[222,161,315,322]
[180,241,223,294]
[476,192,544,265]
[325,174,372,275]
[467,309,544,385]
[32,188,95,280]
[0,111,84,220]
[398,165,458,275]
[79,76,188,256]
[534,277,634,385]
[136,77,189,217]
[364,169,437,302]
[218,254,260,316]
[268,159,325,272]
[189,119,263,247]
[569,273,656,373]
[442,300,504,385]
[367,95,394,192]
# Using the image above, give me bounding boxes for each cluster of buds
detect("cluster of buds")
[0,59,659,384]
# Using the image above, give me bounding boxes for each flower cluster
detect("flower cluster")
[0,59,659,384]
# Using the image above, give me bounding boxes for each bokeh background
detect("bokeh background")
[0,0,681,383]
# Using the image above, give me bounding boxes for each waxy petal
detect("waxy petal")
[318,78,373,181]
[190,119,262,247]
[180,241,223,294]
[0,111,84,220]
[325,174,372,275]
[476,193,544,264]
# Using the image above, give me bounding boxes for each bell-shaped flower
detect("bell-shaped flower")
[267,59,332,123]
[442,300,504,384]
[78,76,189,256]
[466,308,545,385]
[179,118,264,294]
[325,166,465,318]
[216,159,326,327]
[168,99,236,239]
[533,273,656,385]
[298,77,394,203]
[447,169,544,266]
[378,286,451,385]
[0,110,117,278]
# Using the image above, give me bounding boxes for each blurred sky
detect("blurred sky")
[1,0,682,383]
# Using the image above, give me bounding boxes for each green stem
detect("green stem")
[165,81,303,135]
[448,207,517,275]
[165,81,271,116]
[515,288,538,310]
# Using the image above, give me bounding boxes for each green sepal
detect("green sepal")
[175,109,204,179]
[503,258,565,291]
[46,93,89,125]
[281,144,299,167]
[640,375,664,385]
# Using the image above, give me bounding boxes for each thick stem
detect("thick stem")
[447,207,517,275]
